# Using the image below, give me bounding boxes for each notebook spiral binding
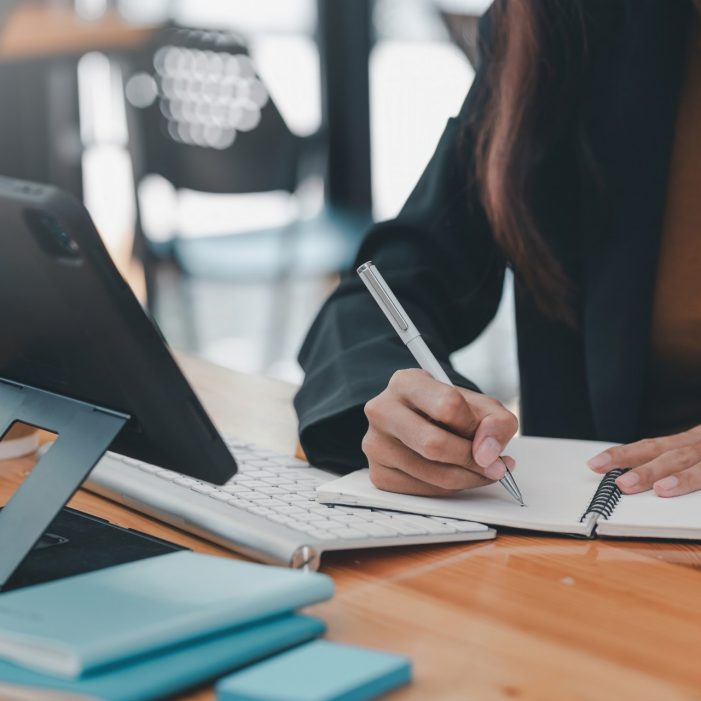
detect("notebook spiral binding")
[579,468,627,522]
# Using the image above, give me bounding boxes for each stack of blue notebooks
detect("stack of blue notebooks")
[0,551,334,701]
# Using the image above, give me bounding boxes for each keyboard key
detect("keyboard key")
[352,513,396,527]
[451,521,483,533]
[275,505,307,515]
[245,459,276,468]
[261,477,295,486]
[267,457,308,467]
[267,514,295,525]
[155,469,178,481]
[305,529,338,541]
[136,462,159,474]
[251,449,277,458]
[264,498,287,507]
[258,486,288,495]
[354,523,397,537]
[306,518,333,528]
[293,477,324,486]
[341,506,370,514]
[363,516,419,535]
[221,484,251,494]
[225,441,247,450]
[326,527,367,540]
[236,479,268,488]
[243,469,276,479]
[289,521,322,538]
[330,506,375,519]
[191,483,215,494]
[322,512,365,523]
[283,493,309,503]
[247,506,275,517]
[321,518,352,529]
[243,492,270,502]
[280,469,306,478]
[319,510,347,520]
[226,497,254,508]
[308,504,334,514]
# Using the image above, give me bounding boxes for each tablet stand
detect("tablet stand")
[0,378,128,590]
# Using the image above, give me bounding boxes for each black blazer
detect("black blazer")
[295,0,693,474]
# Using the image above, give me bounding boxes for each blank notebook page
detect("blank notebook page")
[318,436,616,536]
[598,488,701,538]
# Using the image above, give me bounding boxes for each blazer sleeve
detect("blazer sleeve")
[294,41,505,473]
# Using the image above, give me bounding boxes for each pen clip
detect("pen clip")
[360,266,409,331]
[356,260,420,343]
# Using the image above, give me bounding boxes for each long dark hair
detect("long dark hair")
[472,0,606,324]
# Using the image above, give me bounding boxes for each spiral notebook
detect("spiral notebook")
[317,436,701,539]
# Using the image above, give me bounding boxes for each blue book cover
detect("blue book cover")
[217,639,412,701]
[0,551,334,678]
[0,615,326,701]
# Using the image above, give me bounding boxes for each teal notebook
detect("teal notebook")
[0,615,325,701]
[0,551,334,678]
[217,640,412,701]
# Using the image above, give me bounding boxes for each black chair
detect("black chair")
[0,55,82,199]
[123,25,369,353]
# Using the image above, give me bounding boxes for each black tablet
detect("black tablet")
[3,508,184,591]
[0,177,237,484]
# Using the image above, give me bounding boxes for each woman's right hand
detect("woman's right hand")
[362,369,519,496]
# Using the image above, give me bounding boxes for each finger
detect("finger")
[363,429,495,490]
[387,369,480,437]
[367,402,492,474]
[614,443,701,493]
[368,453,518,497]
[588,430,701,473]
[459,390,519,468]
[368,461,461,497]
[653,462,701,497]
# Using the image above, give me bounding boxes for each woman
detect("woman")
[295,0,701,499]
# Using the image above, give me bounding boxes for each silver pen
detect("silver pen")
[357,260,525,506]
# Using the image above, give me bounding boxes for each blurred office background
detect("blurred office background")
[0,0,518,405]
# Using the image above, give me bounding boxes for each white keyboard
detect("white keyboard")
[86,438,494,570]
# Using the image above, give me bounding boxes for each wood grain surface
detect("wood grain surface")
[0,5,154,59]
[1,353,700,701]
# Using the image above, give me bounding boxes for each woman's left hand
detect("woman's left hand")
[587,426,701,497]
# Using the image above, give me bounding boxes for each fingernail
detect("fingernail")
[501,455,516,471]
[587,452,611,470]
[484,460,507,481]
[474,437,503,467]
[654,475,679,491]
[616,472,640,490]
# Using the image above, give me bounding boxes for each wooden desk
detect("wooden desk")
[0,4,154,59]
[2,354,701,701]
